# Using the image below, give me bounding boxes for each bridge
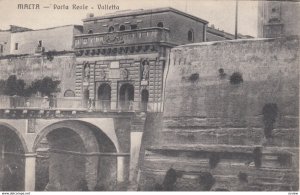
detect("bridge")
[0,95,147,191]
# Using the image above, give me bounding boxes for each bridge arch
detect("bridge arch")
[0,122,29,153]
[0,123,28,191]
[32,120,118,191]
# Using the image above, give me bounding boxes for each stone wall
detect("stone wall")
[0,53,76,98]
[0,31,11,56]
[139,37,299,191]
[10,25,82,55]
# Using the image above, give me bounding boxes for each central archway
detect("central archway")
[33,120,118,191]
[0,125,26,191]
[119,83,134,111]
[97,83,111,111]
[141,89,149,112]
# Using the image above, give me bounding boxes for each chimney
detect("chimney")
[87,13,94,18]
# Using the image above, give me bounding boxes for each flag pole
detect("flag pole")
[235,0,239,39]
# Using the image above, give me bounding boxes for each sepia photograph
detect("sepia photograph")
[0,0,299,192]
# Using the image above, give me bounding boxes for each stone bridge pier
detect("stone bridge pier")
[0,112,146,191]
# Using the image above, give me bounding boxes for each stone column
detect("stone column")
[117,156,125,183]
[129,132,143,182]
[24,153,36,191]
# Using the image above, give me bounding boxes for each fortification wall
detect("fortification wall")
[139,37,299,191]
[0,53,76,97]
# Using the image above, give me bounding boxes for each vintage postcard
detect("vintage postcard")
[0,0,299,192]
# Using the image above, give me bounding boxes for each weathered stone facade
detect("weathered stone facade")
[0,53,77,98]
[9,25,82,55]
[139,36,299,191]
[74,7,209,112]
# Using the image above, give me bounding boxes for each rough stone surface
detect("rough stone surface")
[139,37,299,191]
[0,54,76,98]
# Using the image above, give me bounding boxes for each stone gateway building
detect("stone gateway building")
[74,7,209,112]
[0,5,298,192]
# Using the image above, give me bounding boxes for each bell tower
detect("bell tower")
[258,1,283,38]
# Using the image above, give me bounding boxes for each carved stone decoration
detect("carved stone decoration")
[103,34,124,45]
[141,60,150,80]
[28,119,36,133]
[120,68,129,80]
[99,69,106,80]
[269,3,281,23]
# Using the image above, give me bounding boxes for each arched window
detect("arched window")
[188,29,194,42]
[119,25,126,31]
[83,89,89,108]
[141,89,149,112]
[157,22,164,28]
[97,83,111,111]
[64,89,75,97]
[108,26,114,32]
[119,83,134,111]
[88,29,93,34]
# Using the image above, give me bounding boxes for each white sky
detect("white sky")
[0,0,258,37]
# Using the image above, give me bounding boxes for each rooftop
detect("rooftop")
[83,7,208,24]
[10,25,83,34]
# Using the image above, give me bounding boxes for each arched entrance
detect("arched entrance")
[119,83,134,111]
[97,83,111,111]
[0,125,26,191]
[83,89,89,108]
[34,121,118,191]
[141,89,149,112]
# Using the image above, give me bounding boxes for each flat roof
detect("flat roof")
[83,7,208,24]
[11,25,83,34]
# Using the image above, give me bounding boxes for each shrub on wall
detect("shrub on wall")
[3,75,26,96]
[0,75,60,97]
[188,73,199,83]
[28,77,61,96]
[198,172,215,191]
[230,72,243,85]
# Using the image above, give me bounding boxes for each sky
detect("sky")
[0,0,259,37]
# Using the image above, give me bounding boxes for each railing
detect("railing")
[92,100,148,112]
[74,27,170,49]
[0,96,84,110]
[0,96,151,112]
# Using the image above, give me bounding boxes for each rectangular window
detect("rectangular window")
[15,43,19,50]
[130,24,137,30]
[75,39,80,46]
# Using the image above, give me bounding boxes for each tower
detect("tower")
[257,1,300,38]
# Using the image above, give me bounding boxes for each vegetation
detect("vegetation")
[230,72,243,85]
[0,75,60,97]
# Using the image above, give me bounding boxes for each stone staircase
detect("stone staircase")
[139,116,299,191]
